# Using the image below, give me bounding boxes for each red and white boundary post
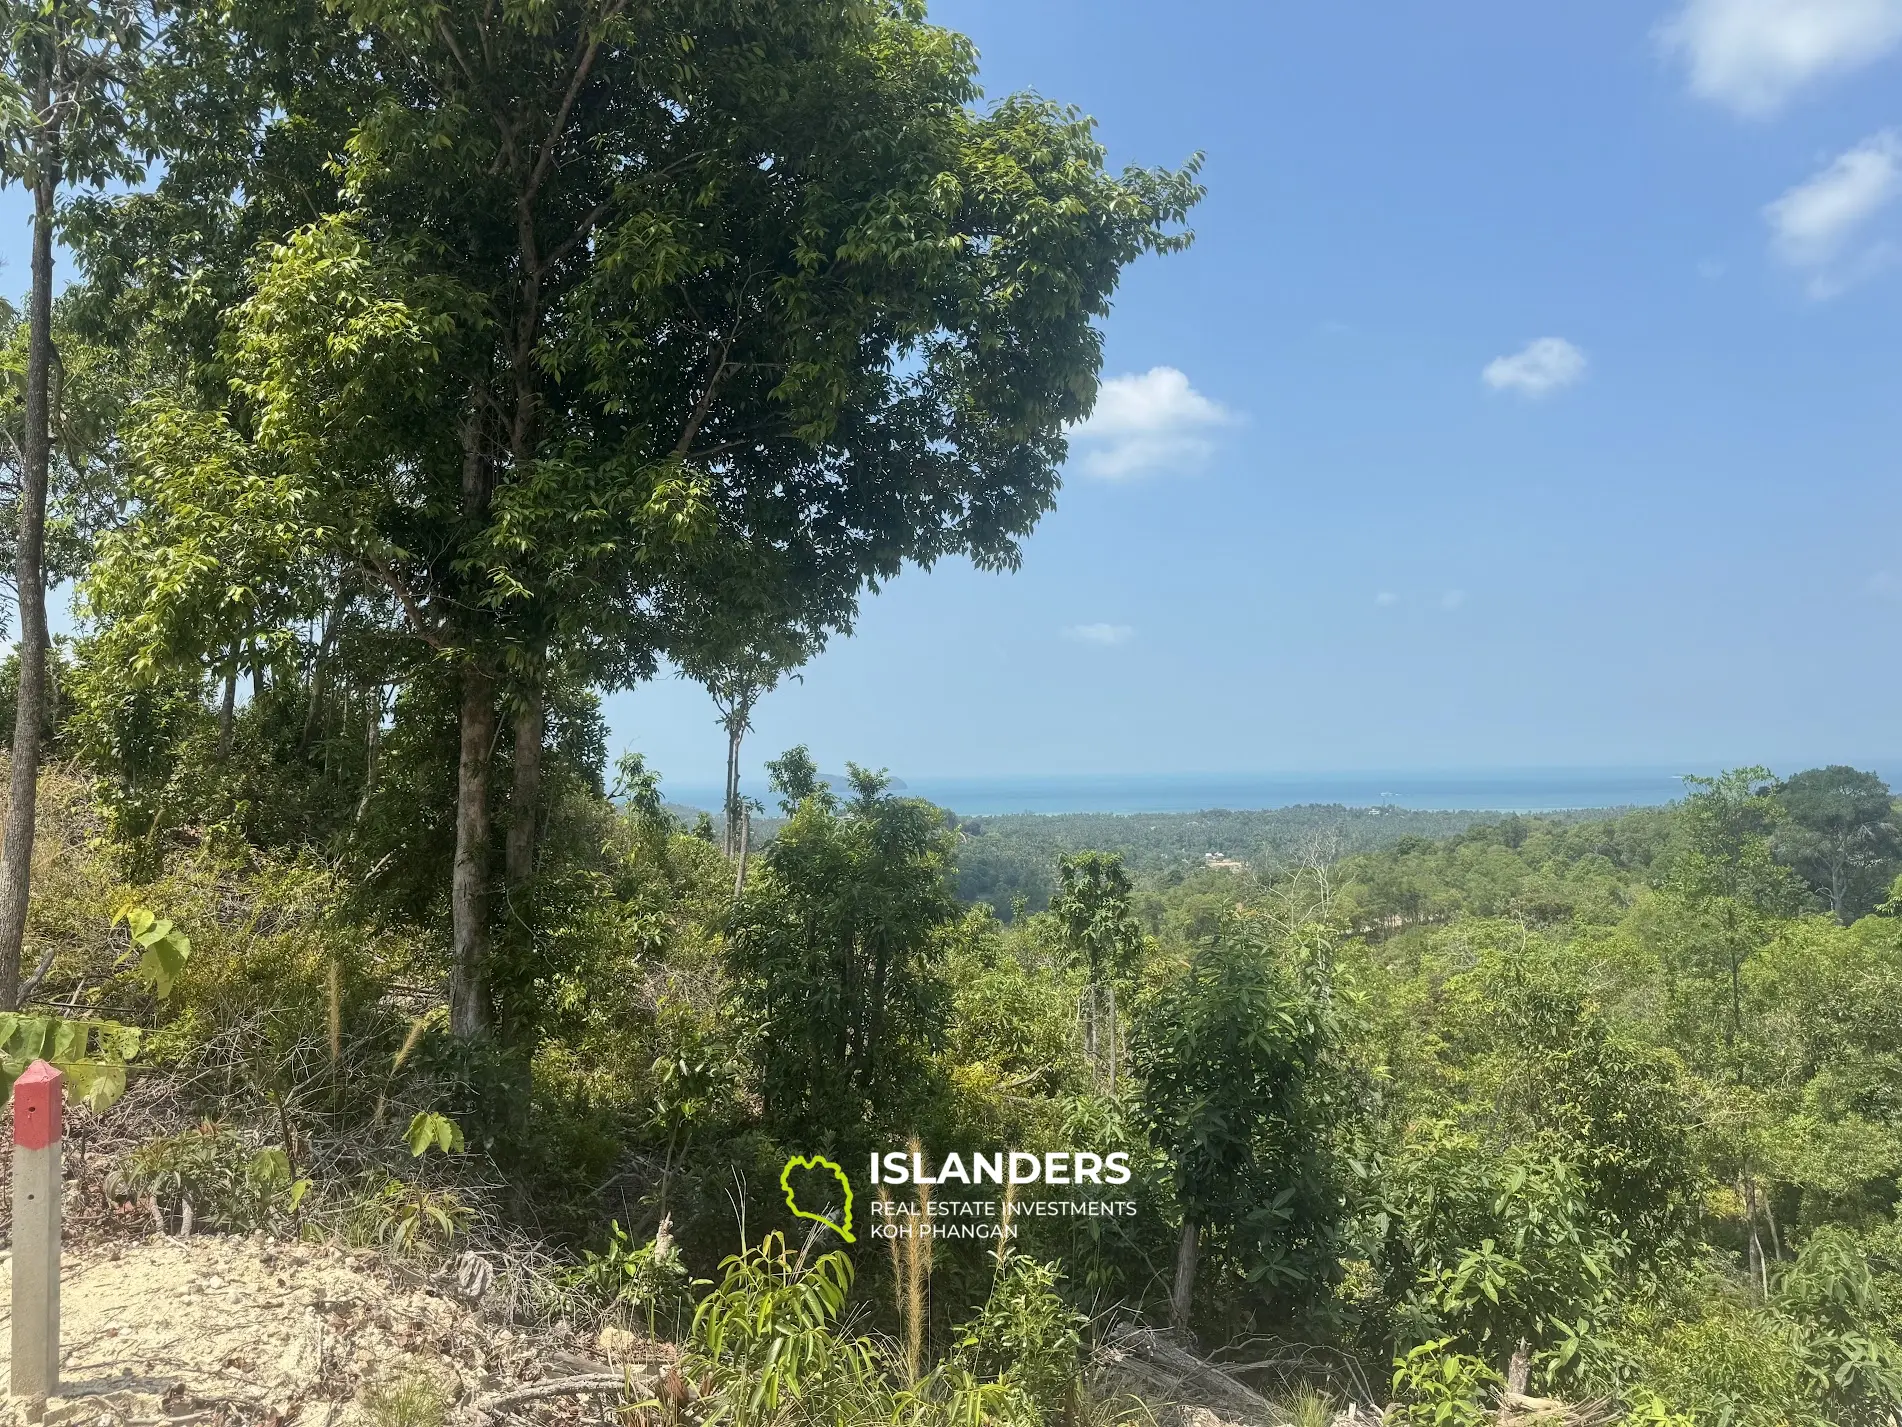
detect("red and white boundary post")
[11,1060,62,1414]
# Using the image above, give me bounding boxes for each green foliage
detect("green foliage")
[1279,1386,1336,1427]
[1373,1130,1625,1382]
[569,1220,702,1337]
[405,1110,465,1157]
[685,1234,1040,1427]
[119,905,191,998]
[1775,1229,1902,1422]
[32,671,1902,1427]
[1389,1339,1498,1427]
[353,1175,471,1257]
[726,764,959,1140]
[0,1009,141,1111]
[1773,766,1901,923]
[120,1123,309,1232]
[1133,913,1346,1318]
[953,1256,1085,1425]
[1051,851,1144,985]
[360,1368,451,1427]
[687,1237,881,1426]
[954,805,1616,919]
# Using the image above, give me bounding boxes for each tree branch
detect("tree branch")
[360,558,448,652]
[524,0,630,205]
[16,943,56,1002]
[672,314,749,459]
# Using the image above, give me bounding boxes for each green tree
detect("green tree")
[726,763,958,1141]
[0,0,159,1008]
[1663,768,1807,1298]
[84,0,1200,1041]
[1666,768,1803,1051]
[1132,913,1344,1334]
[1773,766,1900,923]
[1051,851,1143,985]
[675,622,816,861]
[1051,849,1143,1091]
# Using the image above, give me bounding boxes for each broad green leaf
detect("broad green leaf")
[407,1110,465,1156]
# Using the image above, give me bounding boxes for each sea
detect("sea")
[666,767,1766,817]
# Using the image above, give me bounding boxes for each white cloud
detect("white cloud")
[1764,131,1902,293]
[1441,590,1468,611]
[1063,623,1136,646]
[1068,367,1235,480]
[1375,591,1400,607]
[1660,0,1902,115]
[1482,338,1589,397]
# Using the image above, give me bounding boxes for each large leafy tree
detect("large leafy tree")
[82,0,1201,1038]
[1773,765,1900,923]
[0,0,160,1008]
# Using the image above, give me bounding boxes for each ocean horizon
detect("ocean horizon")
[659,765,1830,817]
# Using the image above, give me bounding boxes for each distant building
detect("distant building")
[1203,852,1247,872]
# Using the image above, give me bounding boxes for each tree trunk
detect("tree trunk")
[732,806,751,900]
[0,152,61,1013]
[1170,1219,1198,1334]
[1504,1344,1530,1395]
[217,665,237,761]
[354,689,383,823]
[723,716,743,858]
[449,664,497,1038]
[505,683,544,887]
[299,584,350,753]
[449,383,497,1039]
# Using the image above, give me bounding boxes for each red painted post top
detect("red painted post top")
[13,1060,63,1150]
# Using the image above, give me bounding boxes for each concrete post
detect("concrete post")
[10,1059,62,1414]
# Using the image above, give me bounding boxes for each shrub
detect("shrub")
[118,1123,308,1233]
[954,1256,1085,1425]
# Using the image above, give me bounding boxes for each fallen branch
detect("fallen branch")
[477,1373,654,1414]
[1495,1392,1616,1427]
[1093,1325,1278,1422]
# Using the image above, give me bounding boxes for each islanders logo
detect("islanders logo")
[779,1154,856,1242]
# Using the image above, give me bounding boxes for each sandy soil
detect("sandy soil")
[0,1233,535,1427]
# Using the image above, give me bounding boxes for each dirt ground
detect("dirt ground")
[0,1233,604,1427]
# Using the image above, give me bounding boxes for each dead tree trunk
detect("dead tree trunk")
[1170,1219,1199,1334]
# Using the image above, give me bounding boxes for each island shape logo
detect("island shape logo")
[780,1154,855,1243]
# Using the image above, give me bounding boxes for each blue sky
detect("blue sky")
[9,0,1902,791]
